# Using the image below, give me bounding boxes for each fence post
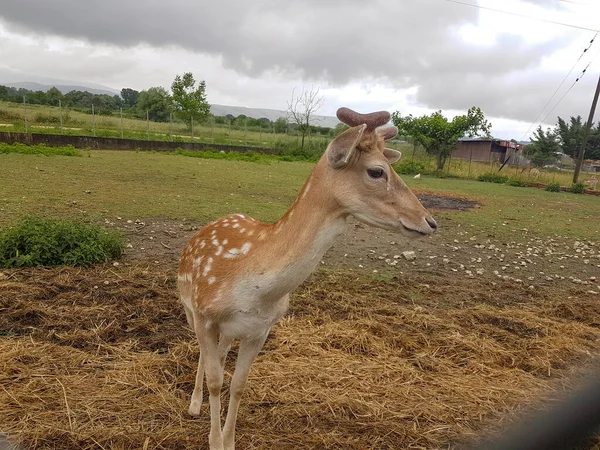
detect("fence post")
[211,117,215,144]
[228,120,231,145]
[169,112,173,141]
[59,100,63,135]
[468,147,473,178]
[92,104,96,137]
[191,117,194,142]
[120,107,124,138]
[146,110,150,141]
[244,118,247,146]
[23,95,28,134]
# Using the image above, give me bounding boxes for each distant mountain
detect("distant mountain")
[210,104,340,128]
[2,81,119,96]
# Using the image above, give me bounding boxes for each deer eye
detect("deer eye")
[367,167,386,179]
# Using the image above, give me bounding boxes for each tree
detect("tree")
[557,116,585,159]
[556,115,600,161]
[171,73,211,127]
[524,126,560,167]
[286,86,324,152]
[121,88,140,108]
[333,122,349,137]
[586,123,600,160]
[273,117,288,134]
[392,107,491,170]
[46,87,63,106]
[137,87,172,122]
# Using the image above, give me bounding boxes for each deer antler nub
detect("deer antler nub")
[337,107,397,141]
[336,107,391,131]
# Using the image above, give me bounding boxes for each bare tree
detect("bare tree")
[286,86,324,153]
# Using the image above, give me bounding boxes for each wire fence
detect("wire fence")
[0,99,415,156]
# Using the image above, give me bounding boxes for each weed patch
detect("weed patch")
[0,142,81,157]
[0,217,123,268]
[478,173,509,184]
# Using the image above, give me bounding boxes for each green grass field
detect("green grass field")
[1,149,598,240]
[2,100,597,187]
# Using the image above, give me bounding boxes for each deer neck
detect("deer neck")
[266,160,347,269]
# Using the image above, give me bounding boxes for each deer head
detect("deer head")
[325,107,437,237]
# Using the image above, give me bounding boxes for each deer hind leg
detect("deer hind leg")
[183,304,194,329]
[191,316,225,450]
[222,330,270,450]
[189,333,232,417]
[188,349,205,416]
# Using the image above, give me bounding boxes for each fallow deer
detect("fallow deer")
[177,106,437,449]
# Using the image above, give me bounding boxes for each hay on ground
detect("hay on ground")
[1,264,600,449]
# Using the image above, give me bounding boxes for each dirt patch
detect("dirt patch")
[1,264,600,449]
[417,194,479,211]
[102,189,599,299]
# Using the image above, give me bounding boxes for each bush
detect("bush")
[545,183,561,192]
[478,173,509,184]
[0,217,124,268]
[394,160,427,175]
[570,182,585,194]
[507,179,529,187]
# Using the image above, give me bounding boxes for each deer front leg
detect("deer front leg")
[222,331,269,450]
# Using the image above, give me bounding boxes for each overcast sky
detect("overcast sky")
[1,0,599,139]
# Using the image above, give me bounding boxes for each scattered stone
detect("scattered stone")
[402,251,416,261]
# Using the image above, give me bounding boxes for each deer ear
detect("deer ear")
[383,148,402,164]
[327,124,367,169]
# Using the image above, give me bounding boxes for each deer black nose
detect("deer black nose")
[426,217,438,231]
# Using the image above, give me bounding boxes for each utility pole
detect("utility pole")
[573,72,600,183]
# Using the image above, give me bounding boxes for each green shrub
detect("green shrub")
[0,217,124,268]
[0,142,80,156]
[394,160,427,175]
[477,173,509,184]
[570,182,585,194]
[507,179,529,187]
[545,183,561,192]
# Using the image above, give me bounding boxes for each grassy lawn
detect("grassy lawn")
[1,149,598,241]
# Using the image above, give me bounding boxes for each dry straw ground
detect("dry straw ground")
[1,262,600,449]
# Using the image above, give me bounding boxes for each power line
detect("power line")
[441,0,599,32]
[537,49,599,127]
[521,32,598,139]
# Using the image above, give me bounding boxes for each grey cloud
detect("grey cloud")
[0,0,550,86]
[0,0,583,131]
[416,69,597,127]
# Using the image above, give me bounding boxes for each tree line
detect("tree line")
[525,118,600,167]
[0,74,335,137]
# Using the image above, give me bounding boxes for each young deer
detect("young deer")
[177,107,437,450]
